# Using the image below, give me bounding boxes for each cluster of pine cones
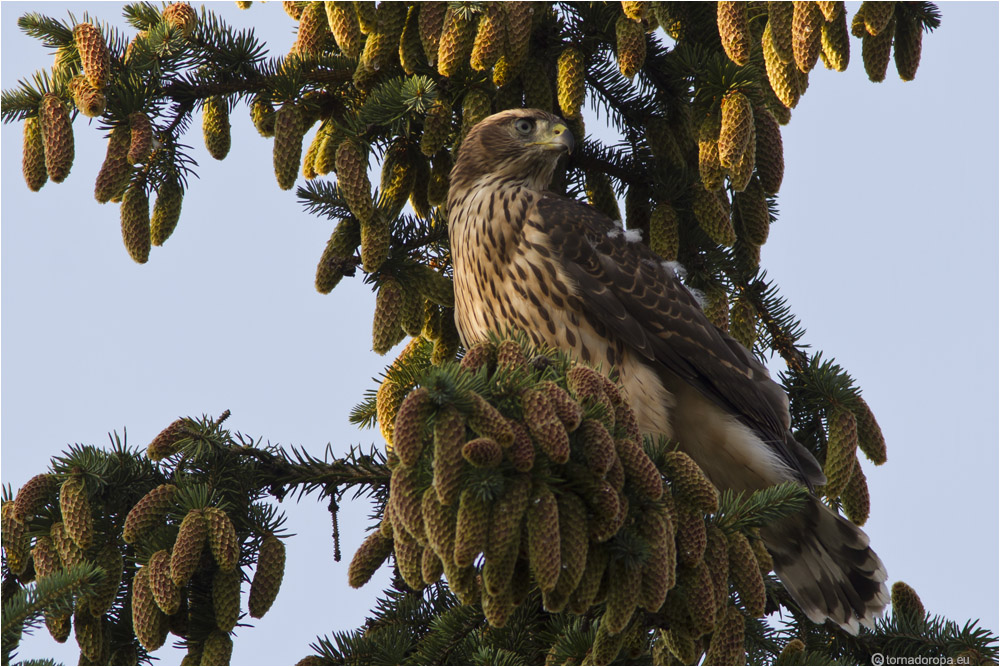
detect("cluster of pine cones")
[350,335,776,664]
[1,417,286,666]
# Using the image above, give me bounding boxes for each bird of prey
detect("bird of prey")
[447,108,888,634]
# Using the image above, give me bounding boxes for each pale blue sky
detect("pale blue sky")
[2,3,997,665]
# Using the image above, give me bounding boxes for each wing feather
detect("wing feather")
[530,194,821,485]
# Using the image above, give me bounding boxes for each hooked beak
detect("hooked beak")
[533,122,574,155]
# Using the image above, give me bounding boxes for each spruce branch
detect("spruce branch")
[1,563,103,656]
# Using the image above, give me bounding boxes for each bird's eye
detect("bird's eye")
[514,118,534,135]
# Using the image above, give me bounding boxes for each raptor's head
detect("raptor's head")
[450,108,574,192]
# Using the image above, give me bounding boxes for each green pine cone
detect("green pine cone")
[436,5,477,77]
[585,171,621,222]
[483,474,531,596]
[13,473,57,522]
[201,631,234,666]
[718,92,754,170]
[87,543,123,616]
[470,3,505,72]
[399,6,426,75]
[638,511,675,612]
[727,530,766,617]
[389,462,426,542]
[894,13,922,81]
[461,437,502,467]
[315,218,360,294]
[432,405,466,505]
[149,549,182,615]
[460,88,492,139]
[792,0,824,73]
[411,264,455,307]
[821,3,851,71]
[51,522,84,568]
[861,1,896,35]
[591,616,626,665]
[132,567,168,651]
[128,112,153,164]
[378,141,416,220]
[698,111,725,191]
[39,93,74,183]
[163,2,198,37]
[170,509,208,587]
[704,604,745,665]
[729,293,758,350]
[556,47,585,119]
[552,492,588,600]
[854,398,887,464]
[248,534,285,618]
[394,536,426,591]
[293,1,331,57]
[752,108,784,195]
[890,580,925,623]
[95,127,131,204]
[1,502,30,576]
[841,458,870,525]
[73,22,110,89]
[649,202,680,261]
[326,1,363,58]
[567,543,608,614]
[204,507,240,571]
[336,139,374,223]
[615,15,645,79]
[823,406,859,499]
[522,388,569,463]
[123,483,177,543]
[768,1,795,63]
[616,436,663,500]
[213,568,241,632]
[60,473,93,550]
[503,2,533,69]
[664,451,719,513]
[22,116,47,191]
[422,487,457,566]
[373,276,405,355]
[418,2,447,64]
[74,610,106,663]
[692,187,736,247]
[526,483,560,592]
[251,95,277,137]
[420,544,444,586]
[203,96,231,161]
[274,103,305,190]
[603,558,642,634]
[121,182,151,264]
[348,530,394,588]
[421,101,452,157]
[454,488,490,567]
[151,180,184,247]
[70,75,106,118]
[763,22,801,109]
[717,2,751,65]
[673,504,708,567]
[862,17,895,82]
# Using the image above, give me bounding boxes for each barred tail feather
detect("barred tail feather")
[761,495,889,634]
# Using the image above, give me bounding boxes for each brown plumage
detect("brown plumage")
[447,108,888,634]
